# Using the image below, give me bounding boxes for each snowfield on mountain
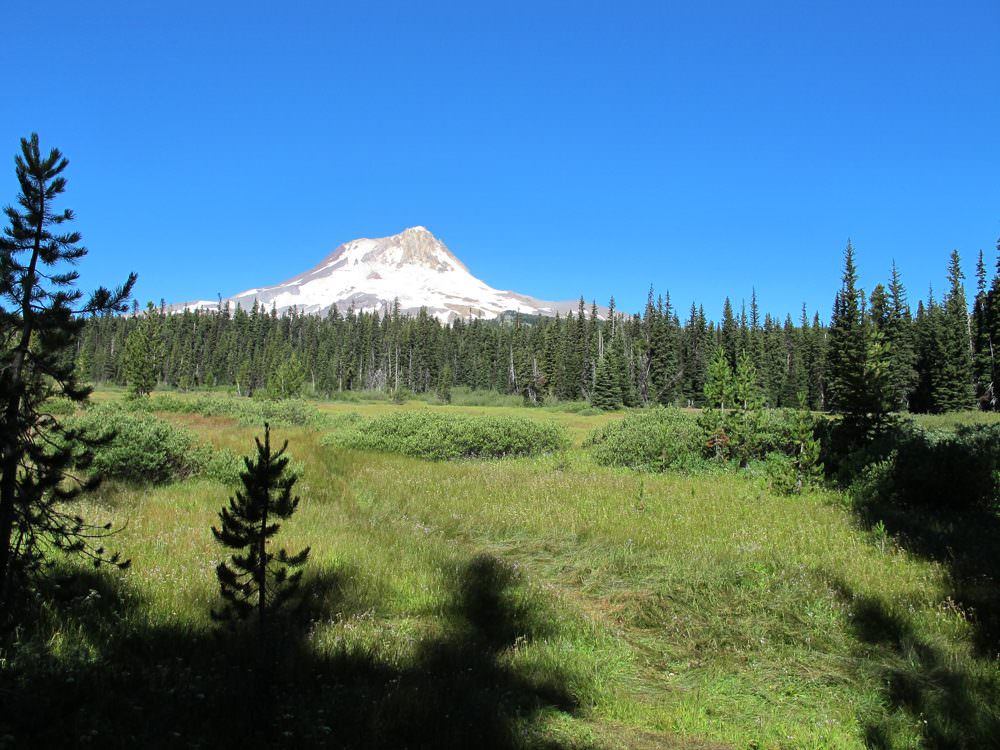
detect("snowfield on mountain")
[175,226,582,322]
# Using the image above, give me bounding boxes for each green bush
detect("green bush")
[70,404,203,484]
[69,403,244,485]
[586,408,705,471]
[142,394,327,428]
[43,397,78,417]
[327,411,567,460]
[699,407,810,465]
[847,423,1000,512]
[748,452,799,495]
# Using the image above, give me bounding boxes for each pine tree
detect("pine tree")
[0,135,136,611]
[720,297,738,368]
[123,301,163,397]
[984,238,1000,410]
[790,395,823,493]
[265,351,305,399]
[972,248,995,410]
[212,423,310,631]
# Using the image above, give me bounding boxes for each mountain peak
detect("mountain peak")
[357,225,464,273]
[174,226,584,322]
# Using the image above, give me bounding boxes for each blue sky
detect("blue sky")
[2,1,998,321]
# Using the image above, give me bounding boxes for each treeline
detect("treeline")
[79,240,1000,413]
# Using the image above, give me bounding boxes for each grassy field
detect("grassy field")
[2,391,998,748]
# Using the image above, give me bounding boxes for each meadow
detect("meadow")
[2,391,998,749]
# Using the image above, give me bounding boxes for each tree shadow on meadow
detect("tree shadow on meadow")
[833,420,1000,658]
[0,555,594,749]
[831,579,1000,750]
[852,485,1000,660]
[822,422,1000,748]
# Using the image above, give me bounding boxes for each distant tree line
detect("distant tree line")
[78,240,1000,414]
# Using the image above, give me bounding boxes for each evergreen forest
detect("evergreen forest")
[80,240,1000,414]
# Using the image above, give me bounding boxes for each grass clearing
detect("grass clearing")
[3,391,998,748]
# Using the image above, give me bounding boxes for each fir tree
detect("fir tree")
[733,349,763,411]
[972,248,996,410]
[883,261,918,410]
[790,395,823,493]
[265,352,306,399]
[591,347,623,410]
[0,134,136,612]
[826,241,867,421]
[932,250,975,411]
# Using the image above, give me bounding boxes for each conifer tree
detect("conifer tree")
[0,134,136,611]
[790,395,823,493]
[826,241,867,421]
[703,346,734,412]
[123,301,163,397]
[883,262,918,410]
[985,239,1000,410]
[436,361,453,403]
[212,423,310,632]
[591,348,623,410]
[265,352,306,399]
[932,250,975,411]
[733,349,763,411]
[972,248,996,410]
[720,297,738,368]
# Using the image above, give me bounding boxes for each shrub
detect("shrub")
[142,394,327,428]
[328,411,567,460]
[748,452,798,495]
[845,422,1000,512]
[586,408,704,471]
[69,403,245,485]
[43,397,78,417]
[446,387,526,408]
[70,404,203,484]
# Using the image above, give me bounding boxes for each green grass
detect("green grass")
[911,409,1000,431]
[3,391,999,748]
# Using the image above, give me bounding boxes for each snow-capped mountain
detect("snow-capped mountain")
[176,226,584,322]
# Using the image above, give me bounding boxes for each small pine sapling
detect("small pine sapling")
[211,423,310,634]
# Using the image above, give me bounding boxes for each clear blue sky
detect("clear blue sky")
[3,0,998,322]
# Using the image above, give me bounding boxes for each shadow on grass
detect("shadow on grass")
[820,421,1000,747]
[853,497,1000,660]
[832,578,1000,750]
[0,555,593,749]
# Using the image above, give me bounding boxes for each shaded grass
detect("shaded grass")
[1,558,601,749]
